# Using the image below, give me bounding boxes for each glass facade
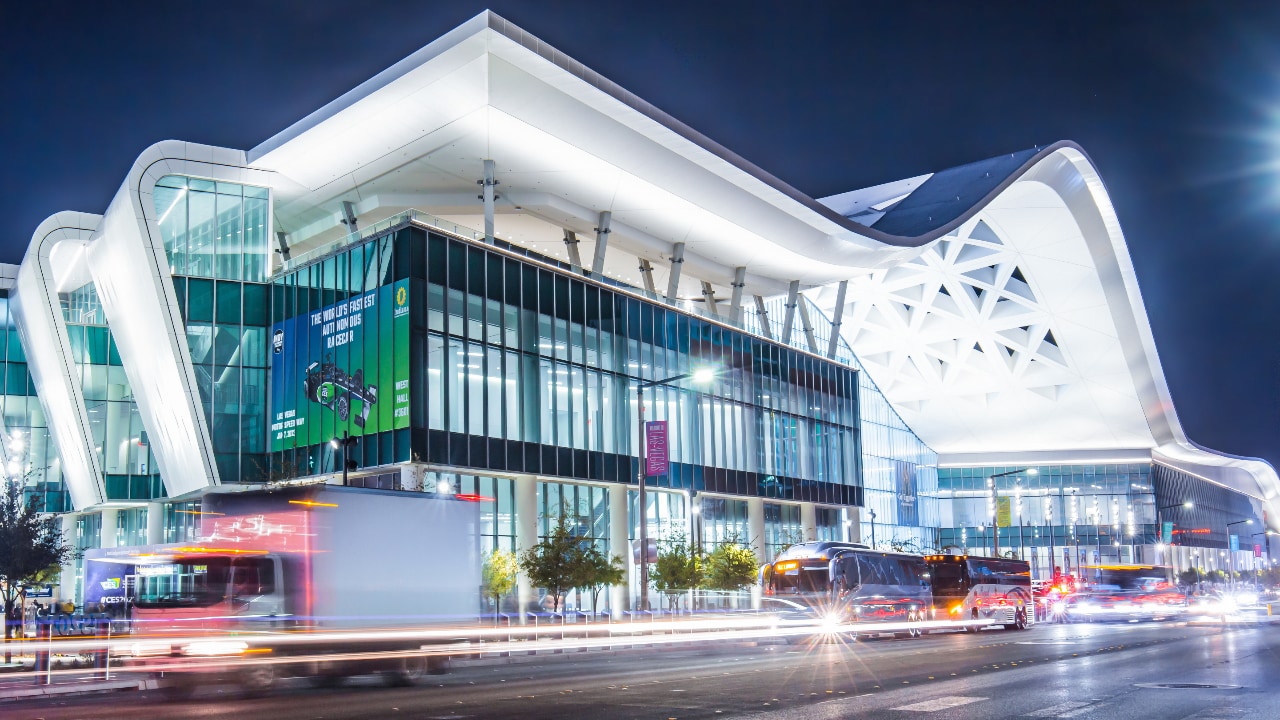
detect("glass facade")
[0,291,66,511]
[60,281,165,500]
[939,463,1159,575]
[269,222,863,506]
[155,176,272,483]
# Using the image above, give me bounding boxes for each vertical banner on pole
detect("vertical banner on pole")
[1229,534,1239,552]
[1161,521,1174,544]
[645,421,669,477]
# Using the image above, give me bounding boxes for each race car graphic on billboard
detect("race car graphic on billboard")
[269,278,410,452]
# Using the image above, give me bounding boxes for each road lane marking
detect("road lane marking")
[1060,704,1104,718]
[892,696,986,711]
[1026,701,1093,716]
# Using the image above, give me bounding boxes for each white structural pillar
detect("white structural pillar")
[563,230,583,267]
[481,159,497,241]
[146,501,165,544]
[59,514,78,604]
[781,281,800,345]
[700,281,720,317]
[844,507,861,544]
[800,502,817,542]
[728,266,747,323]
[826,280,849,359]
[797,294,820,354]
[753,296,774,340]
[591,211,612,275]
[98,508,119,549]
[747,497,766,562]
[609,484,631,615]
[514,475,538,618]
[638,259,657,294]
[665,242,686,302]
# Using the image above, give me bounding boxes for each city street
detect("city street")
[5,621,1278,719]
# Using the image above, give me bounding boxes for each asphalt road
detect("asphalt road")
[5,620,1279,719]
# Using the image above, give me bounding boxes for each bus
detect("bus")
[761,542,932,637]
[924,554,1034,630]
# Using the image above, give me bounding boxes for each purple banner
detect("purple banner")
[645,420,669,476]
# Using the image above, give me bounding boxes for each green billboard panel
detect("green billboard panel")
[269,279,409,452]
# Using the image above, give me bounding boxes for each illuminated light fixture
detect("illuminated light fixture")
[692,368,716,383]
[174,510,224,516]
[287,499,339,508]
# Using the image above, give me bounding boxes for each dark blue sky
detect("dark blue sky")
[3,1,1278,470]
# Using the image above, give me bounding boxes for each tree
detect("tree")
[702,536,759,592]
[0,482,72,662]
[577,547,625,617]
[1178,569,1201,588]
[518,514,587,614]
[649,533,703,611]
[481,548,518,617]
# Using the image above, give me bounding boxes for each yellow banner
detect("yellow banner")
[996,496,1013,528]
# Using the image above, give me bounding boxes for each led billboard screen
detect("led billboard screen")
[270,279,410,451]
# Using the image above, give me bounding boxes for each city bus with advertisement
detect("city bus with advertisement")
[924,554,1034,630]
[760,541,933,638]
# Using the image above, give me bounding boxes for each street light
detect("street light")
[987,468,1037,557]
[329,432,358,486]
[635,367,718,611]
[1155,501,1194,570]
[1226,518,1254,589]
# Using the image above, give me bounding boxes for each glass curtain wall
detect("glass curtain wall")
[59,282,164,501]
[939,463,1158,576]
[155,175,271,483]
[0,292,65,511]
[270,223,863,507]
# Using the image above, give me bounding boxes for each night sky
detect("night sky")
[2,1,1278,471]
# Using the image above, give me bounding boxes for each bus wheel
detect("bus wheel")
[964,609,979,633]
[239,664,277,696]
[1014,609,1028,631]
[907,611,923,638]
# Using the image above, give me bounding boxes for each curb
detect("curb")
[0,679,155,702]
[450,639,768,668]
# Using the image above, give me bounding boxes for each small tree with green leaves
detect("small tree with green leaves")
[482,548,519,617]
[578,547,626,617]
[519,514,587,615]
[1,482,72,662]
[649,533,703,612]
[1178,568,1201,588]
[702,536,759,592]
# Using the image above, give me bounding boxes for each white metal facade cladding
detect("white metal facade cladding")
[79,142,278,500]
[813,146,1280,516]
[12,213,106,509]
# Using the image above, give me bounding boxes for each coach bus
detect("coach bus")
[761,541,932,637]
[924,554,1034,630]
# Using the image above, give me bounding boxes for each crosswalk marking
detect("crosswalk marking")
[893,696,987,712]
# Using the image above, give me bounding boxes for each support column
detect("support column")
[700,281,720,317]
[514,475,538,618]
[728,266,747,324]
[609,484,631,615]
[591,211,612,275]
[340,200,359,234]
[747,497,766,562]
[563,230,583,267]
[800,502,817,542]
[753,296,774,340]
[98,508,118,549]
[781,280,800,345]
[665,242,686,302]
[844,507,861,544]
[481,159,498,241]
[275,231,292,263]
[58,514,78,605]
[638,259,657,294]
[797,294,820,353]
[146,502,165,545]
[826,280,848,359]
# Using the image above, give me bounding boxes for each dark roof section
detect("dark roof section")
[871,147,1043,237]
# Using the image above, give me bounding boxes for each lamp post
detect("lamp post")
[986,468,1037,557]
[635,367,716,611]
[1226,518,1253,589]
[1155,501,1194,571]
[868,509,877,549]
[329,432,358,486]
